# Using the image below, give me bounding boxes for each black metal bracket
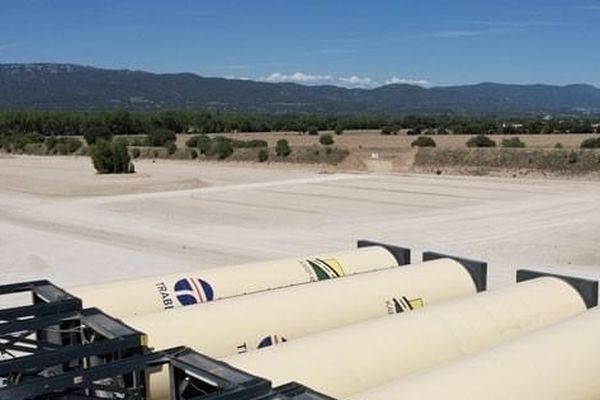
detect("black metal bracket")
[165,349,272,400]
[357,240,411,265]
[516,269,599,309]
[0,280,82,323]
[422,251,487,292]
[265,382,337,399]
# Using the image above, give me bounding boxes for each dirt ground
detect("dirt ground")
[1,155,600,293]
[177,131,600,150]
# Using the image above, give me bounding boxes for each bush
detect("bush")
[212,140,234,159]
[131,148,141,158]
[581,137,600,149]
[411,136,436,147]
[319,134,334,146]
[334,126,344,135]
[501,137,526,148]
[166,142,177,155]
[307,126,319,136]
[555,143,564,149]
[257,148,269,162]
[84,126,112,145]
[407,127,422,135]
[91,139,133,174]
[146,128,176,146]
[46,137,83,154]
[185,135,205,148]
[275,139,292,157]
[246,139,268,148]
[196,135,212,154]
[467,135,496,148]
[380,126,393,135]
[190,149,198,159]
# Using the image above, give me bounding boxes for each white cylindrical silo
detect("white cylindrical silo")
[351,307,600,400]
[69,245,400,317]
[225,277,587,399]
[130,258,477,399]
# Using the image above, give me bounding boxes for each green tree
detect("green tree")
[275,139,291,157]
[90,140,114,174]
[91,139,133,174]
[307,126,319,136]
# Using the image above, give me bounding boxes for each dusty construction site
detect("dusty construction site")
[2,155,600,290]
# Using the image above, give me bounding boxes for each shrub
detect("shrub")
[196,135,212,154]
[467,135,496,148]
[325,146,333,155]
[212,140,234,159]
[257,148,269,162]
[146,128,176,146]
[307,126,319,136]
[581,137,600,149]
[91,139,133,174]
[112,139,132,173]
[380,126,393,135]
[91,140,113,173]
[411,136,436,147]
[46,137,83,154]
[501,137,526,148]
[334,126,344,135]
[190,149,198,159]
[319,134,334,146]
[166,142,177,155]
[246,139,268,148]
[407,127,422,135]
[131,148,141,158]
[555,143,564,149]
[185,135,205,148]
[84,126,112,145]
[437,128,449,135]
[275,139,292,157]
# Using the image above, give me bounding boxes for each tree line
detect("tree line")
[0,110,599,137]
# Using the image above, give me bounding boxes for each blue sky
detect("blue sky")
[0,0,599,88]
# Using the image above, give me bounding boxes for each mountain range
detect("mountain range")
[1,63,600,115]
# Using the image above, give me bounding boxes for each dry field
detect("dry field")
[177,131,600,151]
[1,155,600,293]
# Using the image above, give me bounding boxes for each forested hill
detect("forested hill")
[1,63,600,114]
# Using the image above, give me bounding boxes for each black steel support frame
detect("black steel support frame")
[0,280,151,400]
[516,269,599,309]
[357,240,411,265]
[422,251,487,292]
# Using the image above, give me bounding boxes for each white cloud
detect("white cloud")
[263,72,333,84]
[385,77,431,87]
[258,72,433,89]
[338,75,375,88]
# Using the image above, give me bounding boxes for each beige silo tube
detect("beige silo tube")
[351,307,600,400]
[130,258,477,399]
[226,277,587,399]
[69,245,400,317]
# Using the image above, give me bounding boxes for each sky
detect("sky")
[0,0,599,88]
